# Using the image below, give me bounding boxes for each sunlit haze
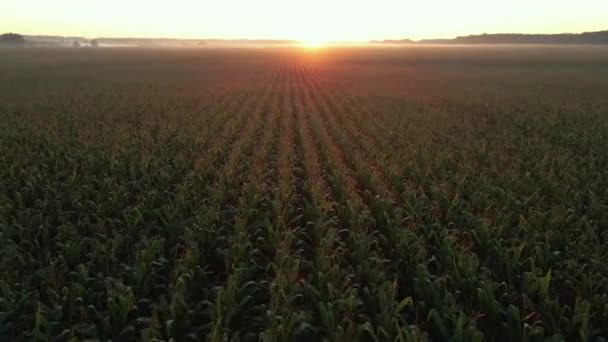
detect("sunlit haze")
[2,0,608,41]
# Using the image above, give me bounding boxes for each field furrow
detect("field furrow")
[157,65,284,340]
[298,64,429,339]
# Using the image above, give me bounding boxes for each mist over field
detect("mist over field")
[3,30,608,48]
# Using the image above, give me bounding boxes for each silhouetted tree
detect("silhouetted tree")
[0,33,25,45]
[90,39,99,48]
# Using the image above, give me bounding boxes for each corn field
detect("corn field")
[1,47,608,341]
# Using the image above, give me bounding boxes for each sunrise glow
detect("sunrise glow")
[300,39,324,48]
[2,0,608,41]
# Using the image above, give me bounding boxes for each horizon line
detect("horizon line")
[7,28,608,43]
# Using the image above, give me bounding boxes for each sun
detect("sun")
[300,38,324,48]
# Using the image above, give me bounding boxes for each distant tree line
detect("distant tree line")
[1,33,101,48]
[0,33,25,45]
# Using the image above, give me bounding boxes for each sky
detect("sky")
[2,0,608,42]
